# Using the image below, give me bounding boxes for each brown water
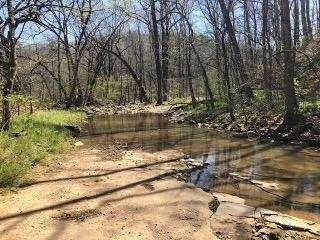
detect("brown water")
[82,113,320,222]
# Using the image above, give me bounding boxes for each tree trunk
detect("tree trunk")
[181,16,215,107]
[150,0,163,105]
[1,72,14,130]
[67,62,83,107]
[280,0,299,124]
[57,39,65,103]
[221,35,235,121]
[160,0,170,101]
[1,0,16,130]
[293,0,300,47]
[217,0,253,101]
[186,33,197,108]
[190,41,214,107]
[107,48,148,103]
[305,0,312,37]
[301,0,309,38]
[262,0,273,107]
[243,0,254,74]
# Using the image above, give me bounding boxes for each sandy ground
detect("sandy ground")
[0,142,319,240]
[0,145,221,240]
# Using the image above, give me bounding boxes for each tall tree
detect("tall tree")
[305,0,312,36]
[262,0,273,106]
[176,1,215,106]
[150,0,163,105]
[186,28,197,107]
[301,0,309,38]
[280,0,299,124]
[160,0,170,101]
[0,0,44,130]
[217,0,253,101]
[293,0,300,47]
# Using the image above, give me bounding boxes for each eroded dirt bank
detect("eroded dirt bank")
[0,141,319,240]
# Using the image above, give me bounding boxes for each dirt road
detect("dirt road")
[0,143,221,240]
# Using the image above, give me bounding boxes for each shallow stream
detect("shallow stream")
[82,113,320,222]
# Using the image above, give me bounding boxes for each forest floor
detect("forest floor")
[0,135,319,240]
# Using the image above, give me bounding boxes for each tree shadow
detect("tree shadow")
[0,164,203,222]
[20,157,184,188]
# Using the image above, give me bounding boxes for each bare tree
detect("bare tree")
[40,0,97,107]
[280,0,299,124]
[217,0,253,102]
[150,0,163,105]
[0,0,46,130]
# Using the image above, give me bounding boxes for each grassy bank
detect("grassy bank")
[0,110,86,188]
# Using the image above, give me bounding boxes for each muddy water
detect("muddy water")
[82,113,320,222]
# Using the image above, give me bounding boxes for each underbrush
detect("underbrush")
[0,110,86,188]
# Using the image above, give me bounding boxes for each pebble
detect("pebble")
[74,141,84,146]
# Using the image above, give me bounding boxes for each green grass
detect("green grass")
[0,110,86,188]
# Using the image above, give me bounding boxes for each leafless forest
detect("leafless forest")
[1,0,320,129]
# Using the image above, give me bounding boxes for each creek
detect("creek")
[82,113,320,222]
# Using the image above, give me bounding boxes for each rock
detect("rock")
[177,119,184,124]
[247,130,258,138]
[74,141,84,147]
[213,123,220,128]
[229,172,250,181]
[201,187,211,192]
[211,192,253,217]
[227,122,238,131]
[231,132,248,138]
[212,192,246,205]
[239,124,247,132]
[266,223,278,229]
[258,227,271,235]
[229,173,280,190]
[180,158,203,167]
[208,196,220,213]
[262,213,320,236]
[251,180,280,190]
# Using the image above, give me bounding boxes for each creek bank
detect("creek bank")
[0,110,86,188]
[175,158,320,239]
[208,192,320,239]
[169,104,320,148]
[81,103,172,116]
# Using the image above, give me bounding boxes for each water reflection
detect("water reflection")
[82,113,320,222]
